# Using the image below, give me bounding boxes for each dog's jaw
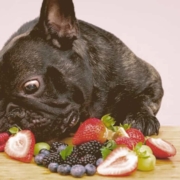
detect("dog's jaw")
[2,107,80,141]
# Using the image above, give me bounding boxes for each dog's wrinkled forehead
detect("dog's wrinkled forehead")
[1,37,44,78]
[0,35,78,85]
[0,41,44,94]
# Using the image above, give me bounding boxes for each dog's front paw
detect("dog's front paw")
[123,112,160,136]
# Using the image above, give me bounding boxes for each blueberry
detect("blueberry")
[70,165,85,178]
[96,158,103,166]
[40,149,50,156]
[57,144,68,153]
[85,164,96,176]
[48,162,59,172]
[57,164,71,175]
[34,154,45,165]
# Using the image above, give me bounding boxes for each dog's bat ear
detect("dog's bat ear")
[34,0,79,50]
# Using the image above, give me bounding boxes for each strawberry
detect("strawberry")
[115,136,138,150]
[0,132,10,152]
[5,130,35,163]
[126,128,145,143]
[72,118,106,145]
[145,137,176,159]
[114,125,145,150]
[97,147,138,176]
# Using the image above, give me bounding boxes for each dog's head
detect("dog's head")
[0,0,93,141]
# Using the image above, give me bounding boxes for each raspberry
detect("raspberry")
[0,132,10,152]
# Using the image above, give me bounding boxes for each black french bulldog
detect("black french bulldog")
[0,0,163,142]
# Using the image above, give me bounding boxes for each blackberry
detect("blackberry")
[73,146,84,157]
[42,152,63,167]
[50,142,68,153]
[78,154,97,166]
[63,147,81,166]
[78,140,103,156]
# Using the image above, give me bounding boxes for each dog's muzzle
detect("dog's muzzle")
[1,105,80,141]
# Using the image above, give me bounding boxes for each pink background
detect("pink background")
[0,0,180,126]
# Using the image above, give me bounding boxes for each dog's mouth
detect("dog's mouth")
[2,107,80,141]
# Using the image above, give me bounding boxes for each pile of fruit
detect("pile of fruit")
[0,115,177,178]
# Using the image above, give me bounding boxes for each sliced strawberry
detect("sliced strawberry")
[97,147,138,176]
[146,137,176,159]
[126,128,145,143]
[0,133,10,152]
[5,130,35,163]
[115,136,138,150]
[72,118,106,145]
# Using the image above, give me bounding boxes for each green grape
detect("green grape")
[34,142,50,155]
[137,152,156,171]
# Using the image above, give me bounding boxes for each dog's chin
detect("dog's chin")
[2,108,80,142]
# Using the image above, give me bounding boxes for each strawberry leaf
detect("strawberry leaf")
[101,140,118,159]
[101,147,112,159]
[60,145,73,160]
[101,114,116,130]
[9,127,20,135]
[106,140,117,150]
[120,124,131,130]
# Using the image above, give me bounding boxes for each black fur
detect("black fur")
[0,0,163,142]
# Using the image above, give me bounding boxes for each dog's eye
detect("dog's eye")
[24,80,40,94]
